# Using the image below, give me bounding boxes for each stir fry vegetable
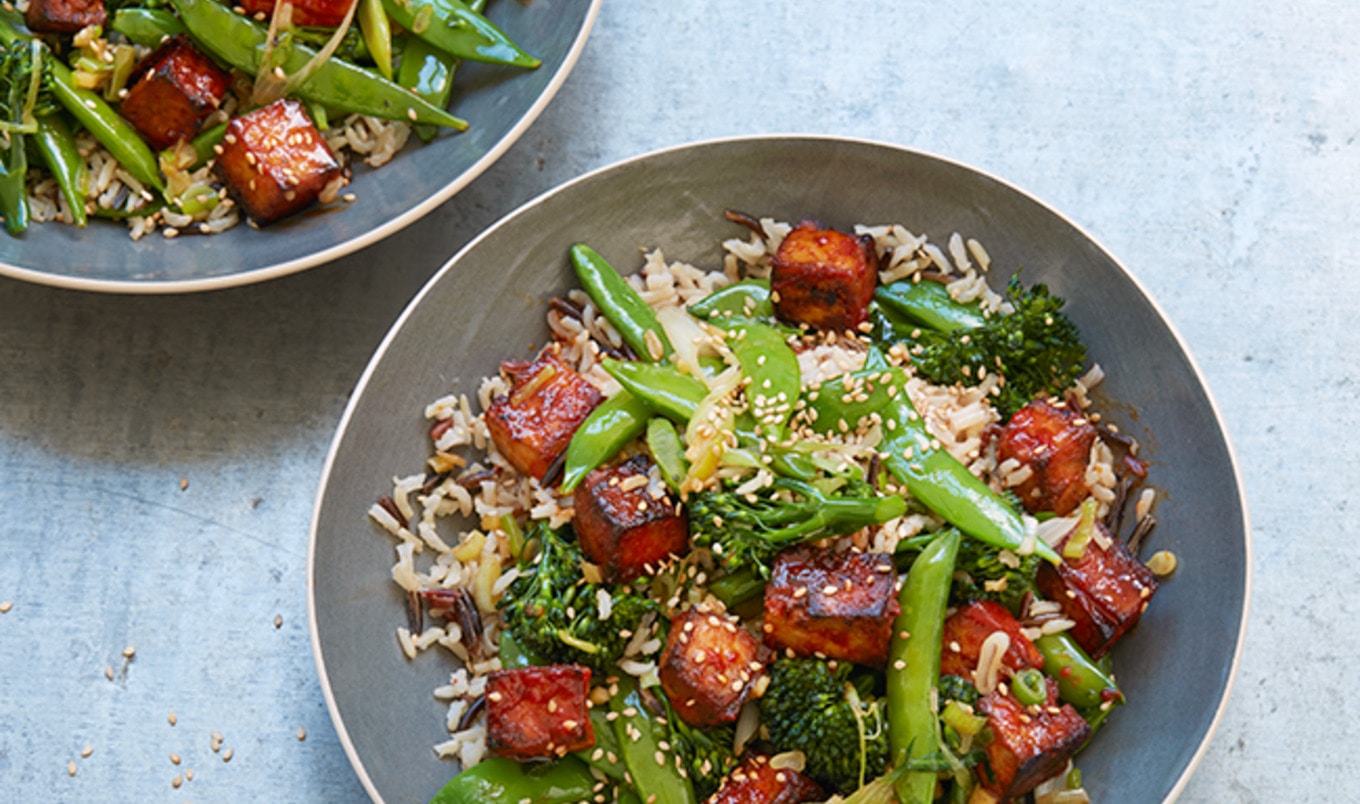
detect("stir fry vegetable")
[377,213,1169,804]
[0,0,538,235]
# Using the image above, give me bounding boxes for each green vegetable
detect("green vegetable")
[940,700,986,738]
[169,0,468,130]
[802,366,910,436]
[358,0,394,79]
[110,8,186,46]
[875,278,988,333]
[558,391,651,493]
[951,533,1041,613]
[888,528,960,804]
[1034,632,1124,711]
[705,566,765,609]
[429,755,601,804]
[382,0,540,68]
[687,278,774,321]
[937,674,980,707]
[661,697,737,799]
[0,38,59,234]
[33,114,88,228]
[603,357,707,423]
[610,675,697,804]
[906,276,1087,418]
[687,477,907,578]
[1012,667,1047,706]
[715,316,801,441]
[760,656,890,794]
[498,524,657,672]
[571,243,673,362]
[646,417,689,493]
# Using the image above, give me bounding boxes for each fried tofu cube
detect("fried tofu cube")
[770,220,878,332]
[573,454,688,581]
[215,98,343,225]
[707,753,824,804]
[996,397,1098,516]
[939,600,1043,680]
[238,0,353,27]
[762,547,900,667]
[484,352,603,482]
[118,36,233,151]
[485,664,594,761]
[976,678,1090,801]
[1036,522,1158,659]
[659,606,768,728]
[24,0,105,34]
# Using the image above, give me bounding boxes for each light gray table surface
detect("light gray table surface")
[1,1,1353,801]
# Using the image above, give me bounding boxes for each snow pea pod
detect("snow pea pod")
[397,0,485,142]
[382,0,540,68]
[888,528,960,804]
[610,675,697,804]
[688,278,774,321]
[875,278,988,333]
[804,366,909,436]
[1034,632,1123,711]
[169,0,468,130]
[603,357,707,424]
[110,8,186,47]
[571,243,673,362]
[430,755,600,804]
[558,392,651,494]
[717,316,800,442]
[0,21,165,193]
[33,114,88,228]
[878,389,1060,563]
[358,0,393,79]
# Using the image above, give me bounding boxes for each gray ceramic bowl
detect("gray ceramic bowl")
[0,0,600,293]
[309,136,1250,803]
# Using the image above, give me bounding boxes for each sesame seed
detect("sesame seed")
[222,748,234,762]
[168,712,178,726]
[68,761,77,777]
[274,614,283,629]
[122,646,136,659]
[80,745,93,758]
[296,726,307,741]
[172,774,183,789]
[171,752,181,765]
[0,601,11,613]
[104,666,114,681]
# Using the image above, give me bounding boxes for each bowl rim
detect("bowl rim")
[306,132,1253,803]
[0,0,603,296]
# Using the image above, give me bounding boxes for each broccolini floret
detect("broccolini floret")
[909,277,1087,419]
[688,478,906,579]
[664,704,738,799]
[498,523,657,673]
[951,534,1041,613]
[759,657,890,795]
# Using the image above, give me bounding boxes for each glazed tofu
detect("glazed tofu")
[996,397,1098,516]
[659,606,767,728]
[24,0,105,34]
[119,36,232,151]
[762,547,899,667]
[976,678,1090,801]
[707,753,824,804]
[939,600,1044,680]
[484,665,594,761]
[573,454,688,581]
[215,99,343,224]
[1036,522,1158,659]
[238,0,353,27]
[770,220,878,332]
[483,352,603,482]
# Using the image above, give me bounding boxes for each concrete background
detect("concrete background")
[2,0,1354,800]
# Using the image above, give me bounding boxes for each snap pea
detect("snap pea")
[571,244,673,362]
[33,114,88,228]
[1012,667,1048,706]
[382,0,540,68]
[687,278,774,321]
[610,675,697,804]
[646,417,689,493]
[430,755,600,804]
[603,358,707,424]
[888,528,960,804]
[559,392,651,494]
[716,316,800,442]
[358,0,393,79]
[877,388,1060,564]
[397,36,456,142]
[169,0,468,130]
[875,278,988,333]
[110,8,186,47]
[0,21,165,194]
[1034,632,1123,711]
[804,366,909,436]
